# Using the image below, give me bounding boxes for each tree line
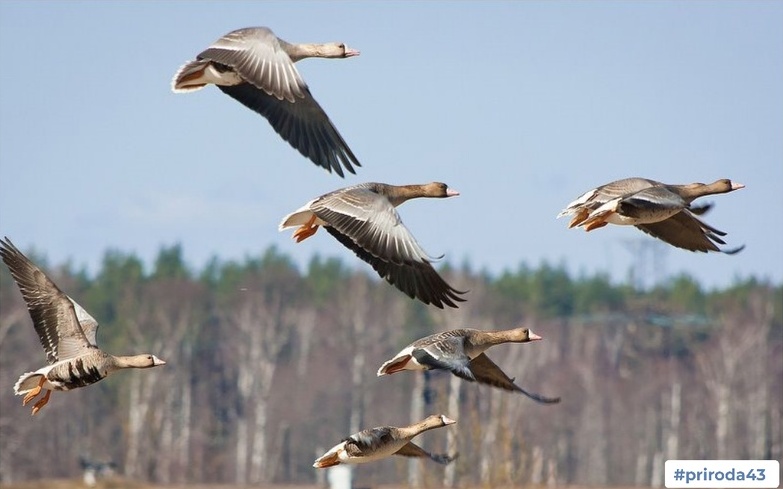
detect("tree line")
[0,244,780,486]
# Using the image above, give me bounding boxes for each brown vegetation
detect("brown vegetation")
[0,245,780,486]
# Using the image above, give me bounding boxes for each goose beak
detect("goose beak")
[731,182,745,190]
[153,356,167,366]
[446,187,460,197]
[529,332,543,341]
[441,415,457,425]
[344,47,360,57]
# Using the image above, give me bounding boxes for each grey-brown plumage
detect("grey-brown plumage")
[634,205,743,254]
[172,26,361,177]
[378,328,560,404]
[313,414,457,468]
[279,182,467,308]
[557,177,745,253]
[0,237,166,415]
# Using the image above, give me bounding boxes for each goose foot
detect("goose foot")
[22,378,45,406]
[584,220,609,232]
[31,390,51,416]
[568,209,589,228]
[293,215,319,243]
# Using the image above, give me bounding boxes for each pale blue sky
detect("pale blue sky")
[1,1,781,289]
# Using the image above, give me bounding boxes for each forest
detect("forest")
[0,243,780,487]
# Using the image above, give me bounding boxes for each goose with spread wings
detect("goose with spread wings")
[172,26,361,177]
[378,327,560,404]
[557,177,745,253]
[0,238,166,415]
[279,182,466,308]
[313,414,457,468]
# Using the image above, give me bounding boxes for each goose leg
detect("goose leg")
[584,220,609,232]
[31,390,52,416]
[293,215,319,243]
[22,377,46,405]
[568,209,589,228]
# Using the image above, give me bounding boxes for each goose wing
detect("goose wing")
[69,299,99,347]
[394,442,457,465]
[378,330,472,376]
[558,177,660,218]
[406,331,474,378]
[411,344,474,380]
[197,27,359,176]
[0,238,95,363]
[616,186,687,217]
[344,427,395,456]
[634,210,744,254]
[325,226,465,308]
[197,27,305,102]
[218,83,359,176]
[312,186,434,265]
[469,353,561,404]
[314,188,465,307]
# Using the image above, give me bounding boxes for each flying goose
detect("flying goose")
[378,327,560,404]
[0,238,166,415]
[557,177,745,253]
[313,414,458,468]
[172,26,361,177]
[279,182,466,308]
